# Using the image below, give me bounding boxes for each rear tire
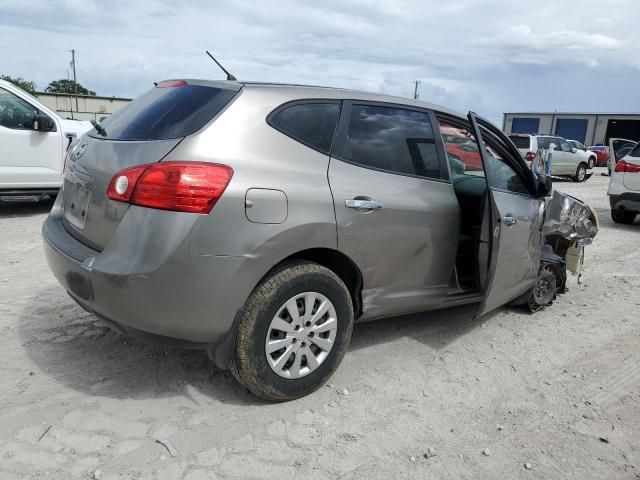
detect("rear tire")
[588,157,596,169]
[611,209,637,224]
[573,164,587,182]
[231,262,354,401]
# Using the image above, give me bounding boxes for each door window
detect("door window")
[342,104,441,178]
[559,139,573,152]
[269,102,340,155]
[481,129,531,195]
[439,121,485,177]
[0,88,38,129]
[536,137,550,150]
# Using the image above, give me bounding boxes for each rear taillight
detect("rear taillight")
[614,159,640,174]
[107,162,233,214]
[525,151,536,162]
[107,165,148,203]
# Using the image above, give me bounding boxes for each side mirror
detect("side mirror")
[26,114,56,132]
[535,172,552,197]
[549,143,557,151]
[571,147,577,153]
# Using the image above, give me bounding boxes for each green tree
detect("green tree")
[1,75,37,94]
[45,79,96,96]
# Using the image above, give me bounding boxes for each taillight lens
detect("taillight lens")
[525,151,536,162]
[107,162,233,214]
[614,159,640,174]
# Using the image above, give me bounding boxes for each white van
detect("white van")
[0,79,92,202]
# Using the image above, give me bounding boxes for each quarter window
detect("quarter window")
[0,88,38,130]
[270,102,340,155]
[343,104,440,178]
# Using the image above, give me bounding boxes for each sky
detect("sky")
[1,0,639,123]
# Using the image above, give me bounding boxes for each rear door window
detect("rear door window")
[537,137,550,149]
[91,83,238,141]
[341,104,441,178]
[269,102,340,155]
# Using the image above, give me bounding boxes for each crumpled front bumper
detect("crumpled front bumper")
[542,191,599,274]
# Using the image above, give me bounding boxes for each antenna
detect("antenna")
[205,50,237,81]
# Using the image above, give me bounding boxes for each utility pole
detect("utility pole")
[413,80,421,100]
[70,49,79,117]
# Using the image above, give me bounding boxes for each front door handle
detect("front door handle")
[502,215,517,226]
[345,199,384,210]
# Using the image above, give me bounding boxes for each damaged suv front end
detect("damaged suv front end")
[515,190,599,311]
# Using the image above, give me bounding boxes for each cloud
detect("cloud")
[0,0,639,123]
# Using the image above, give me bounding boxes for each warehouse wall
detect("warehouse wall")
[34,92,131,122]
[503,112,640,145]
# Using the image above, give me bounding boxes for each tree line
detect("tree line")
[1,74,96,96]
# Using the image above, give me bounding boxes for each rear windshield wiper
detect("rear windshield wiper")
[90,119,107,137]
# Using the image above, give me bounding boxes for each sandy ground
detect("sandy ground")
[1,167,639,480]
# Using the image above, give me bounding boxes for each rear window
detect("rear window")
[90,84,237,141]
[630,143,640,158]
[509,135,531,149]
[269,102,340,155]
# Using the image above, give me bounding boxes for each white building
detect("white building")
[35,92,131,122]
[503,112,640,146]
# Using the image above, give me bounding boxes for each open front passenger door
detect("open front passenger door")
[467,112,546,317]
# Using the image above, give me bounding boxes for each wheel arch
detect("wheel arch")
[209,247,364,370]
[276,248,363,318]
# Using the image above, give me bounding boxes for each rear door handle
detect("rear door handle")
[502,215,517,226]
[345,199,383,210]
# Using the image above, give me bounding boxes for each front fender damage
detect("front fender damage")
[514,191,598,312]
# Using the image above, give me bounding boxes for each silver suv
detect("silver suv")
[509,134,592,181]
[43,80,596,400]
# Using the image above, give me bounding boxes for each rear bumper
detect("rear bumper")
[609,192,640,212]
[43,209,261,345]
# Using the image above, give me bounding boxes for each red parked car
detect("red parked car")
[588,145,610,167]
[444,142,483,171]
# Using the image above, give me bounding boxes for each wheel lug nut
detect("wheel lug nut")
[305,321,311,327]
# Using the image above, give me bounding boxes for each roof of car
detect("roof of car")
[241,81,467,118]
[168,79,467,120]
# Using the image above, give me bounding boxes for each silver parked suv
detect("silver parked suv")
[43,80,596,400]
[509,134,593,181]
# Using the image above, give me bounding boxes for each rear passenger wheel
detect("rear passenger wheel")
[573,164,587,182]
[588,157,596,169]
[611,209,637,224]
[231,262,353,401]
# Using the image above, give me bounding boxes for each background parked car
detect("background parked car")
[587,145,610,167]
[509,134,591,182]
[0,80,92,203]
[607,138,640,223]
[607,138,638,175]
[567,140,597,169]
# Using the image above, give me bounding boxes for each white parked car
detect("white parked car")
[0,79,92,202]
[606,137,637,176]
[509,134,592,182]
[607,138,640,224]
[567,139,598,169]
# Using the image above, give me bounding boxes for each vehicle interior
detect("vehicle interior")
[438,117,492,298]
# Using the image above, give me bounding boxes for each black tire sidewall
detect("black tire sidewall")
[239,266,353,400]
